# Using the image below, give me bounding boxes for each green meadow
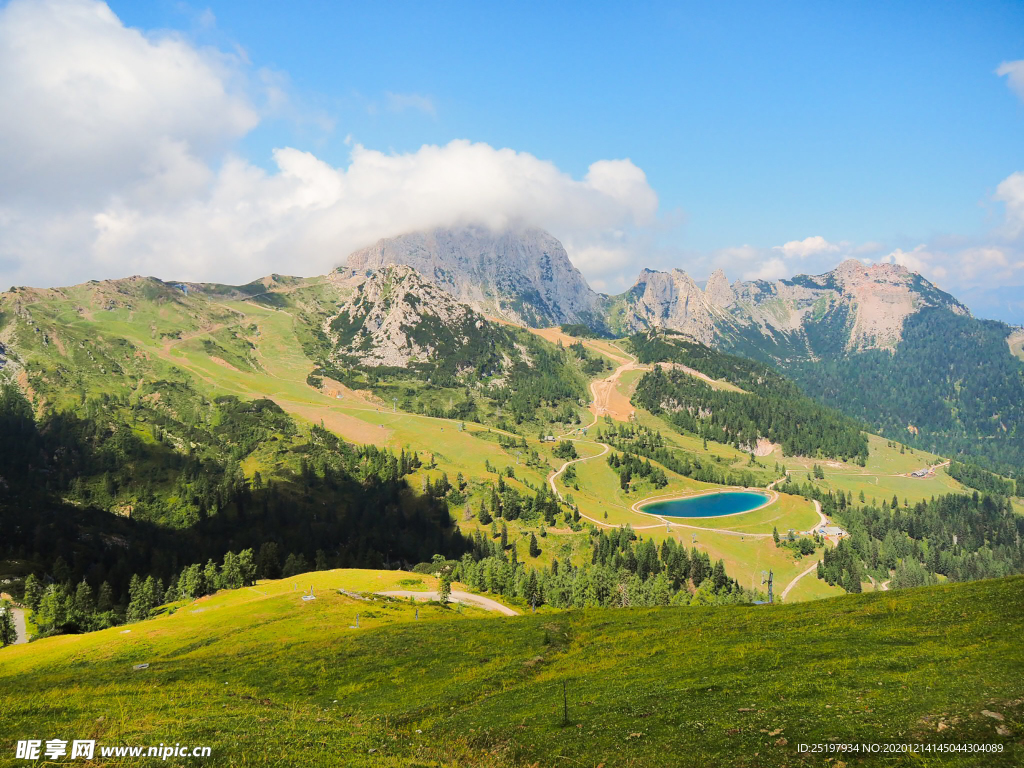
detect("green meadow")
[2,571,1022,767]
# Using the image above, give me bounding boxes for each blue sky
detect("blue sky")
[114,1,1024,245]
[2,0,1023,320]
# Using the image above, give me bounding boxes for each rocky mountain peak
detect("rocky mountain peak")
[621,267,722,344]
[825,259,912,289]
[704,268,735,307]
[343,224,602,328]
[613,257,971,358]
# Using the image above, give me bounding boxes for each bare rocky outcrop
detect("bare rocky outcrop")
[327,265,487,369]
[704,268,736,308]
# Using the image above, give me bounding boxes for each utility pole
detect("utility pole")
[393,397,397,413]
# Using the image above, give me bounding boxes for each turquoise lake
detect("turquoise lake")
[643,491,770,518]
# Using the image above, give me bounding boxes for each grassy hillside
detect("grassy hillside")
[2,571,1023,767]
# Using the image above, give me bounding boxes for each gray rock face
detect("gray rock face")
[704,268,735,308]
[339,223,967,358]
[619,269,725,344]
[344,225,602,328]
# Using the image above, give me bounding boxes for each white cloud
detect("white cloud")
[0,0,257,207]
[995,171,1024,237]
[956,246,1007,279]
[79,141,658,284]
[774,235,839,259]
[742,256,787,281]
[881,245,928,273]
[0,0,659,289]
[997,60,1024,102]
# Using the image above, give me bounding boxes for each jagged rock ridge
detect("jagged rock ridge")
[615,259,969,357]
[327,266,487,369]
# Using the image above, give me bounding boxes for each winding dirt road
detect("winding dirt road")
[590,358,648,421]
[543,344,786,537]
[780,559,821,602]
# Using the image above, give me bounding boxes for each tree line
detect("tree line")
[595,423,764,489]
[778,476,1024,592]
[632,364,868,463]
[454,525,753,608]
[947,460,1018,498]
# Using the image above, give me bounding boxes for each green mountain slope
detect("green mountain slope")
[2,571,1022,767]
[783,307,1024,476]
[0,382,466,616]
[628,330,870,462]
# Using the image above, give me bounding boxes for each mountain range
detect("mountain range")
[337,224,1023,473]
[1,222,1021,475]
[343,224,970,355]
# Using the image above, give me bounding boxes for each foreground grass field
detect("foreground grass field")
[2,571,1022,767]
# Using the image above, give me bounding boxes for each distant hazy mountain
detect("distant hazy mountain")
[343,224,604,328]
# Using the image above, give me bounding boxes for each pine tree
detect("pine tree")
[524,569,539,606]
[73,581,94,621]
[221,552,241,589]
[500,523,508,550]
[315,550,329,571]
[238,549,257,586]
[96,582,114,612]
[257,542,281,579]
[22,574,42,612]
[203,560,220,594]
[477,499,492,525]
[0,601,15,646]
[127,575,150,623]
[438,571,452,605]
[529,533,541,558]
